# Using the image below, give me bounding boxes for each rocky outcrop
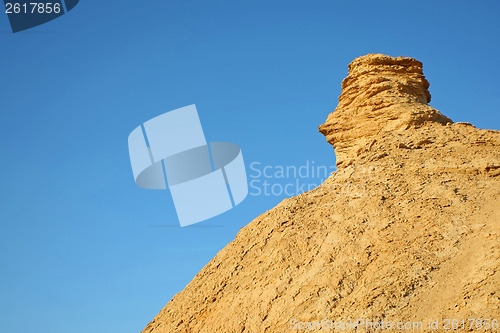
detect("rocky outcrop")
[319,54,452,167]
[142,55,500,333]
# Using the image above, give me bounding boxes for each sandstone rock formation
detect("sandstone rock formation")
[319,54,452,168]
[142,54,500,333]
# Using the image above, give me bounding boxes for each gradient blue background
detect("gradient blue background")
[1,1,499,332]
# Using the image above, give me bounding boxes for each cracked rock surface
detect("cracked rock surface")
[142,54,499,333]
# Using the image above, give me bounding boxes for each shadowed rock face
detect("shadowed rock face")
[142,55,499,333]
[319,54,452,167]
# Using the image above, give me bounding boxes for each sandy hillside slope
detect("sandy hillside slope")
[142,54,500,333]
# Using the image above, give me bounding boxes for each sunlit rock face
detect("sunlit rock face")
[142,55,500,333]
[319,53,452,167]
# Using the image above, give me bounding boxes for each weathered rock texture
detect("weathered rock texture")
[319,54,452,168]
[142,54,500,333]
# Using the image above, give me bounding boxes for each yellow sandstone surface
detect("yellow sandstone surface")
[142,54,500,333]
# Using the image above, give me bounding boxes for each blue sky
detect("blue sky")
[1,1,499,332]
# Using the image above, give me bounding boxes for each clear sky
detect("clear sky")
[1,1,499,332]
